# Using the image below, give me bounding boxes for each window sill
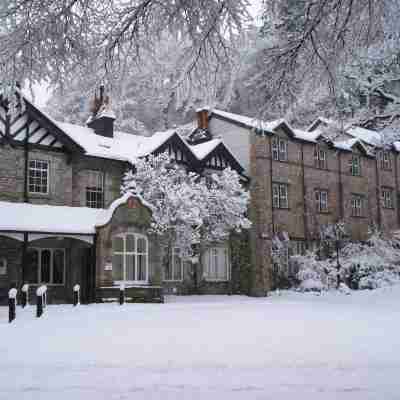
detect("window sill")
[203,279,230,283]
[350,215,366,219]
[113,280,148,286]
[29,193,51,199]
[163,279,184,283]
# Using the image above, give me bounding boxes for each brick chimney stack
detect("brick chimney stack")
[196,108,209,130]
[87,86,116,138]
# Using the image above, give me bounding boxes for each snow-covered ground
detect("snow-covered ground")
[1,287,400,400]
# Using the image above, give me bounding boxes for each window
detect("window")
[351,194,363,217]
[203,246,230,281]
[272,183,289,209]
[314,147,327,169]
[86,170,104,208]
[315,190,328,213]
[381,188,394,209]
[350,155,361,176]
[26,248,65,284]
[164,247,183,281]
[112,233,148,282]
[28,160,49,194]
[272,137,288,161]
[380,151,391,170]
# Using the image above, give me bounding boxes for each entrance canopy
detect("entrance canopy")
[0,193,149,242]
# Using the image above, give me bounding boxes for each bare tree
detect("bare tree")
[0,0,250,103]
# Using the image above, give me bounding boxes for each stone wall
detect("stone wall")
[71,155,126,208]
[251,128,400,292]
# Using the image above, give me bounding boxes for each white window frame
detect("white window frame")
[272,183,289,209]
[27,248,66,285]
[163,247,184,282]
[203,246,231,282]
[315,189,328,213]
[86,170,104,209]
[314,147,327,169]
[350,155,361,176]
[28,159,50,194]
[272,137,288,161]
[351,195,363,217]
[113,233,149,284]
[381,188,394,209]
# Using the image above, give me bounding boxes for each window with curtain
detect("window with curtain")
[203,246,230,281]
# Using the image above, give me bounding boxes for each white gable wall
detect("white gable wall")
[208,117,251,173]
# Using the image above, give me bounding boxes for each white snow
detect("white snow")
[1,288,400,399]
[211,109,289,133]
[0,193,150,234]
[36,285,47,296]
[346,126,382,146]
[190,138,223,159]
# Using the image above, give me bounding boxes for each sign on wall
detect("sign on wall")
[104,263,113,271]
[0,258,7,275]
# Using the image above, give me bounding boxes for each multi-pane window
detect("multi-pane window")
[351,194,363,217]
[112,233,148,282]
[203,246,230,281]
[272,183,289,209]
[381,188,394,209]
[315,189,328,213]
[350,155,361,176]
[272,137,288,161]
[164,247,183,281]
[86,170,104,208]
[28,160,49,194]
[379,151,391,170]
[26,248,65,285]
[314,147,327,169]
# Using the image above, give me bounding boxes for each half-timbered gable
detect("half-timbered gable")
[0,91,247,304]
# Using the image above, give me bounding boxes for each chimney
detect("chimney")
[196,108,209,130]
[87,86,116,138]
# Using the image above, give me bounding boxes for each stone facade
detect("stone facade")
[250,129,400,292]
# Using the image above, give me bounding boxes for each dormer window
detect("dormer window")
[272,137,288,161]
[314,147,327,169]
[350,155,361,176]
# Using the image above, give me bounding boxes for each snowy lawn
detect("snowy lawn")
[1,288,400,400]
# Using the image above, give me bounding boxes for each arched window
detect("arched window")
[112,233,148,283]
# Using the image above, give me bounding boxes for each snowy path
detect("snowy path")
[1,288,400,399]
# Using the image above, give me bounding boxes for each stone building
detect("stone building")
[191,109,400,295]
[0,92,246,304]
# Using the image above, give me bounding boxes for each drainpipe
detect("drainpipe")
[394,153,400,226]
[375,158,382,229]
[301,143,308,244]
[338,152,344,220]
[91,233,98,303]
[23,117,30,203]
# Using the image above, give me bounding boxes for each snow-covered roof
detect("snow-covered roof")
[211,109,288,133]
[346,126,382,146]
[0,193,151,234]
[189,139,223,160]
[292,129,320,143]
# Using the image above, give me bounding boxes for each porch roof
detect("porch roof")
[0,193,147,235]
[0,201,103,234]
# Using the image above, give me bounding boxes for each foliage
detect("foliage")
[294,231,400,292]
[0,0,250,110]
[121,152,251,261]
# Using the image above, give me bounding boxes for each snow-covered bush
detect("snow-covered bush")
[295,232,400,292]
